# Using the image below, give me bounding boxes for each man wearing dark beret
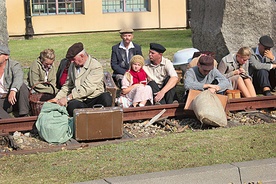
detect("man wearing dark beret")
[111,28,142,88]
[49,42,112,116]
[249,35,276,96]
[0,44,29,118]
[143,43,179,104]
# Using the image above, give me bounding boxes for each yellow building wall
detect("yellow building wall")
[6,0,26,36]
[6,0,187,36]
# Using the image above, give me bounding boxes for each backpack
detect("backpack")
[36,102,73,144]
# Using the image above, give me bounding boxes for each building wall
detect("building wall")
[6,0,187,36]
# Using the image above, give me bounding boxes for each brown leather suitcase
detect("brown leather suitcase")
[73,107,123,141]
[103,71,118,106]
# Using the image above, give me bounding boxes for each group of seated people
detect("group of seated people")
[0,29,275,119]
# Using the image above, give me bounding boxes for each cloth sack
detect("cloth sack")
[192,90,227,127]
[115,96,132,108]
[36,102,73,144]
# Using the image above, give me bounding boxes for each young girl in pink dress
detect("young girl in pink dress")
[116,55,153,107]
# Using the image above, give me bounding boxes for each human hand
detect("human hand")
[57,97,68,106]
[208,84,220,92]
[264,50,275,60]
[8,91,17,105]
[208,88,217,94]
[238,68,245,74]
[154,91,165,103]
[48,98,58,103]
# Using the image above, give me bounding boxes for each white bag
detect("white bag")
[192,90,227,127]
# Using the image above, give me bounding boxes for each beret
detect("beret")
[0,44,10,55]
[66,42,84,59]
[119,28,134,34]
[259,35,274,48]
[150,43,166,53]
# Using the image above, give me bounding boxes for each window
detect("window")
[32,0,84,15]
[102,0,148,13]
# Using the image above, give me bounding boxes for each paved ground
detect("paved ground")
[76,158,276,184]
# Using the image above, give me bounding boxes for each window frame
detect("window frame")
[102,0,149,13]
[31,0,84,16]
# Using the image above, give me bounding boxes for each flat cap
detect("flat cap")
[150,43,166,53]
[0,44,10,55]
[259,35,274,48]
[66,42,84,59]
[119,28,134,34]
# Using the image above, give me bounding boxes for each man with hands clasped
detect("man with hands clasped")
[249,35,276,96]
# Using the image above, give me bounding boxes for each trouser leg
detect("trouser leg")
[17,83,30,115]
[148,77,177,104]
[85,92,112,107]
[67,100,87,117]
[254,69,271,92]
[0,99,11,119]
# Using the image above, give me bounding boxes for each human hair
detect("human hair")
[129,55,145,67]
[77,49,87,56]
[237,47,251,57]
[39,49,55,62]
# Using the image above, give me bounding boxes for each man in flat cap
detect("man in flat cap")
[111,28,142,88]
[143,43,178,104]
[249,35,276,96]
[49,42,112,116]
[0,44,29,118]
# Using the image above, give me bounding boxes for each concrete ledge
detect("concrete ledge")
[232,158,276,184]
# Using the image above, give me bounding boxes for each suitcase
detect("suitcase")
[103,71,118,106]
[73,107,123,141]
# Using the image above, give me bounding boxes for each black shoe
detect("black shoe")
[263,90,272,96]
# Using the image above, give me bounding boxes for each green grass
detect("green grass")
[0,124,275,183]
[2,30,275,183]
[8,29,192,69]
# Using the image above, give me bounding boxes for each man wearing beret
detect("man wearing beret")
[111,28,142,88]
[143,43,178,104]
[0,44,30,118]
[249,35,276,96]
[49,42,112,116]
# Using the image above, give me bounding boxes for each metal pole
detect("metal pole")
[24,0,34,39]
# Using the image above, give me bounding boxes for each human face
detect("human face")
[71,53,86,67]
[149,50,162,65]
[131,62,142,72]
[121,33,133,45]
[42,58,54,69]
[0,54,9,65]
[197,63,212,76]
[258,43,271,56]
[236,54,249,65]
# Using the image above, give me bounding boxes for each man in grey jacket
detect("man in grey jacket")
[184,55,232,96]
[249,35,276,96]
[0,44,29,118]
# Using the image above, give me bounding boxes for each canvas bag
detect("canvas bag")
[192,90,227,127]
[36,102,73,144]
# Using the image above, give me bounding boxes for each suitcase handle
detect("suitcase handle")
[93,104,104,109]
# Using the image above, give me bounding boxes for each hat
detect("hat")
[0,44,10,55]
[259,35,274,48]
[198,55,214,71]
[130,55,145,66]
[66,42,84,59]
[150,43,166,53]
[119,28,134,34]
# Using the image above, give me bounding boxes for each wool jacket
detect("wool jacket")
[111,42,142,75]
[55,55,105,101]
[28,59,57,94]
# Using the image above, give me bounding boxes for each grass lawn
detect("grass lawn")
[0,124,275,183]
[1,29,275,183]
